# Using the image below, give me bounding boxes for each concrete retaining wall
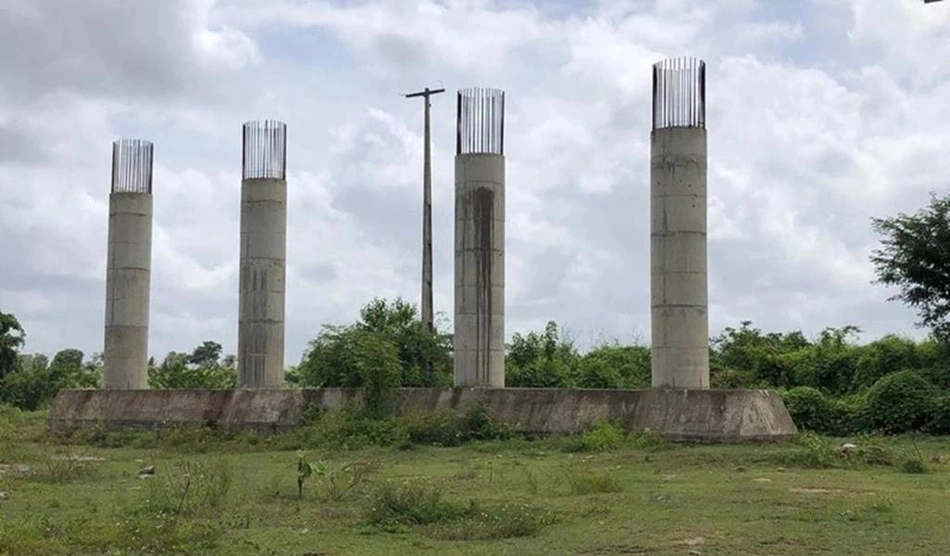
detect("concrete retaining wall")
[48,388,797,442]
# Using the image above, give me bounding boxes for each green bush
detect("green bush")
[297,298,453,389]
[431,504,555,540]
[365,481,475,528]
[505,321,580,388]
[1,349,101,410]
[782,386,858,436]
[924,394,950,435]
[562,421,625,453]
[863,370,937,434]
[576,345,650,389]
[148,348,235,390]
[779,431,893,469]
[366,481,554,540]
[354,333,402,418]
[567,472,623,495]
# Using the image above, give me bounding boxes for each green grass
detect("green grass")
[1,408,950,555]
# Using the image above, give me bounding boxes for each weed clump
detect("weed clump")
[138,457,232,517]
[568,472,624,495]
[778,432,894,469]
[366,481,475,528]
[431,504,556,540]
[900,458,928,474]
[365,480,555,539]
[562,421,625,453]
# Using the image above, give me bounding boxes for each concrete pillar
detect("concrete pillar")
[103,140,153,389]
[650,57,710,389]
[454,88,506,387]
[238,120,287,388]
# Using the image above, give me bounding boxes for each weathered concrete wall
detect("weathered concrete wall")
[103,192,152,389]
[49,388,797,442]
[238,177,286,388]
[650,127,709,389]
[454,154,505,387]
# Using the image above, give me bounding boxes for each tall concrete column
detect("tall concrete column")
[103,140,153,389]
[650,57,710,389]
[238,120,287,388]
[454,88,506,387]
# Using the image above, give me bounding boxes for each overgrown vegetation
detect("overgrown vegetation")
[2,408,949,554]
[4,290,950,435]
[147,341,236,389]
[365,480,555,540]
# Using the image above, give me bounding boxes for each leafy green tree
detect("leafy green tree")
[1,348,99,410]
[709,321,810,389]
[0,311,25,379]
[505,321,580,387]
[352,332,402,418]
[871,193,950,341]
[148,343,236,389]
[576,344,650,389]
[297,297,452,388]
[189,341,223,366]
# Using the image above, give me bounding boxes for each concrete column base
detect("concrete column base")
[50,388,797,442]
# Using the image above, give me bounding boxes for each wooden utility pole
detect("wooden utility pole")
[404,86,444,336]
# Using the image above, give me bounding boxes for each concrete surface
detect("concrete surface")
[103,192,152,389]
[48,387,797,442]
[454,154,505,387]
[650,127,709,389]
[238,177,286,388]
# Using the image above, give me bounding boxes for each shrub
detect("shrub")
[900,458,928,474]
[782,387,858,436]
[365,481,475,528]
[297,298,453,389]
[366,481,554,540]
[567,472,623,495]
[401,405,511,447]
[852,335,922,391]
[562,421,625,453]
[863,370,937,434]
[138,457,232,517]
[576,345,650,389]
[505,321,580,388]
[431,504,555,540]
[354,333,402,418]
[924,394,950,435]
[778,432,894,469]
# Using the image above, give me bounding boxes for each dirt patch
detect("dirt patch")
[788,487,872,498]
[0,463,32,476]
[676,536,705,555]
[576,544,652,555]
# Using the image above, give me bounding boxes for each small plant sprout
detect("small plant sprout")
[297,451,312,499]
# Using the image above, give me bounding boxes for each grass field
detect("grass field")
[1,407,949,555]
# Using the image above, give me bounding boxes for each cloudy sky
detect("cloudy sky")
[1,0,949,364]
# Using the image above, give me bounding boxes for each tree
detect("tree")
[189,341,222,366]
[297,297,452,388]
[1,348,99,410]
[0,311,25,378]
[148,343,236,389]
[505,321,580,387]
[871,193,950,340]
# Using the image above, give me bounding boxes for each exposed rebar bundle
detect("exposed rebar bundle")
[111,140,153,194]
[456,88,505,155]
[652,57,706,130]
[242,120,287,180]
